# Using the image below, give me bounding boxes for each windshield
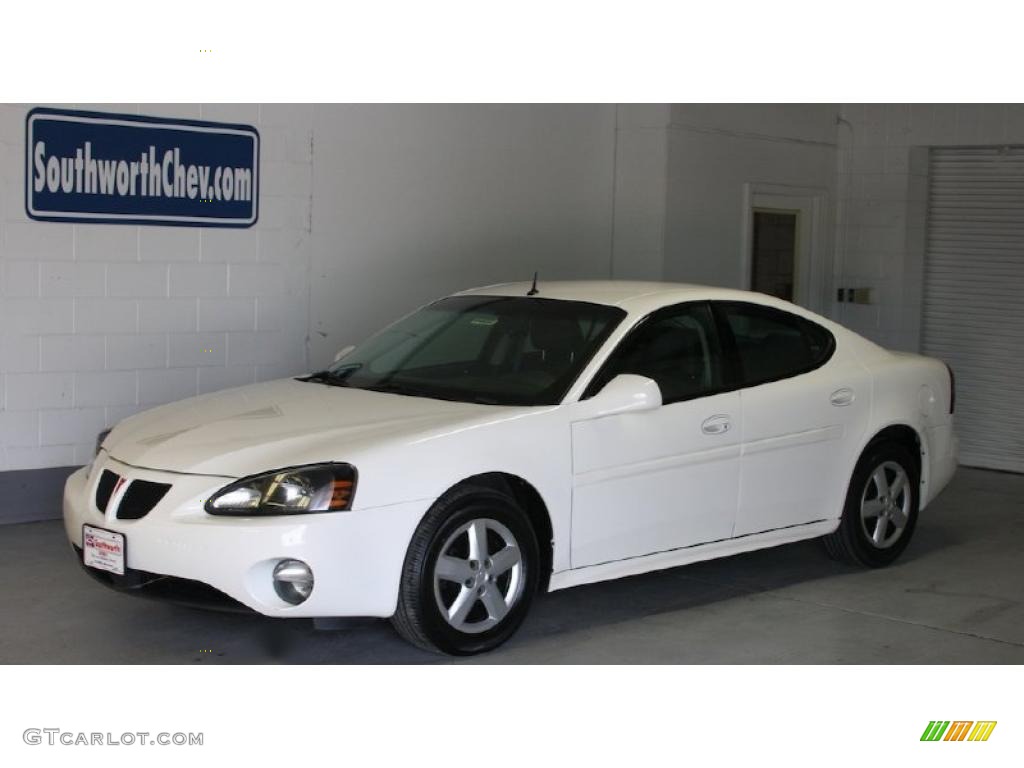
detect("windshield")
[314,295,625,406]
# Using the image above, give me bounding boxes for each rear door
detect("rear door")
[713,301,870,536]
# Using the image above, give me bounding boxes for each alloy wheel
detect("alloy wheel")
[859,460,912,550]
[432,518,524,634]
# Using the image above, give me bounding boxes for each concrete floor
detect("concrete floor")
[1,466,1021,664]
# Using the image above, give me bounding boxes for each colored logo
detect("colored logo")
[26,108,259,227]
[921,721,997,742]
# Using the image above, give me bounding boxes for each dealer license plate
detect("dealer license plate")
[83,525,125,575]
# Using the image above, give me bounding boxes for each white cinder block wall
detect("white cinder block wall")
[1,104,626,473]
[834,104,1024,351]
[0,104,313,472]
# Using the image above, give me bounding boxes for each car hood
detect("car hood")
[105,377,501,477]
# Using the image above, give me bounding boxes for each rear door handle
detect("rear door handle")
[830,387,855,407]
[701,414,732,435]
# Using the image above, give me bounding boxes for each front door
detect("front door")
[569,302,742,567]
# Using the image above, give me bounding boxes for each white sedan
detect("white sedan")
[63,281,958,654]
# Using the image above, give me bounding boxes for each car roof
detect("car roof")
[454,280,781,314]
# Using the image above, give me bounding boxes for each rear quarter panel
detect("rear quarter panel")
[854,345,957,508]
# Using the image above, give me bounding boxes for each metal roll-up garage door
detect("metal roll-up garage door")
[923,147,1024,473]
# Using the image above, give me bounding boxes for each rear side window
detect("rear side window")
[716,302,834,386]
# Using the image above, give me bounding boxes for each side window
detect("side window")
[584,303,723,404]
[718,302,834,386]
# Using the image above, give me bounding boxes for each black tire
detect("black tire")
[391,484,539,655]
[823,440,920,567]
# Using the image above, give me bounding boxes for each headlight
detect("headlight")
[205,463,357,516]
[95,428,112,458]
[85,428,113,478]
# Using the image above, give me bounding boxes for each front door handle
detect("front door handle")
[701,414,732,435]
[830,388,855,407]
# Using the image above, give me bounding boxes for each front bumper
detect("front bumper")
[63,456,429,618]
[72,544,253,612]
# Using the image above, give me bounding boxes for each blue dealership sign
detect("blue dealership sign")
[26,108,259,227]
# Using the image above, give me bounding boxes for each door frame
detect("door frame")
[740,183,828,313]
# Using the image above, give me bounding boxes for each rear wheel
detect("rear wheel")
[391,485,539,655]
[823,441,920,567]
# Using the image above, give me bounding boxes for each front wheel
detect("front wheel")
[391,485,539,655]
[823,441,920,567]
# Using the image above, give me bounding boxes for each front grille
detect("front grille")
[116,480,171,520]
[95,470,119,512]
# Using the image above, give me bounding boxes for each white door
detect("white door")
[923,147,1024,473]
[569,302,741,567]
[715,301,870,536]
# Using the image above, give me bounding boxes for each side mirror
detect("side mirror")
[333,345,356,363]
[580,374,662,420]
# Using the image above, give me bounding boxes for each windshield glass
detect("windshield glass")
[318,295,625,405]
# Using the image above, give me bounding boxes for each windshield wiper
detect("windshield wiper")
[363,381,502,405]
[362,381,434,397]
[361,381,468,402]
[303,372,502,405]
[299,369,353,387]
[465,395,502,405]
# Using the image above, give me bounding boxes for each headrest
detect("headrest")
[530,315,583,355]
[644,325,702,359]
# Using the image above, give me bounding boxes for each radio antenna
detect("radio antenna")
[527,271,539,296]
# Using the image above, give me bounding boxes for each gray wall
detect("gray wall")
[610,105,671,281]
[834,104,1024,351]
[663,104,839,307]
[11,102,1015,496]
[308,105,618,367]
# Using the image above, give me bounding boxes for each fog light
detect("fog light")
[272,559,314,605]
